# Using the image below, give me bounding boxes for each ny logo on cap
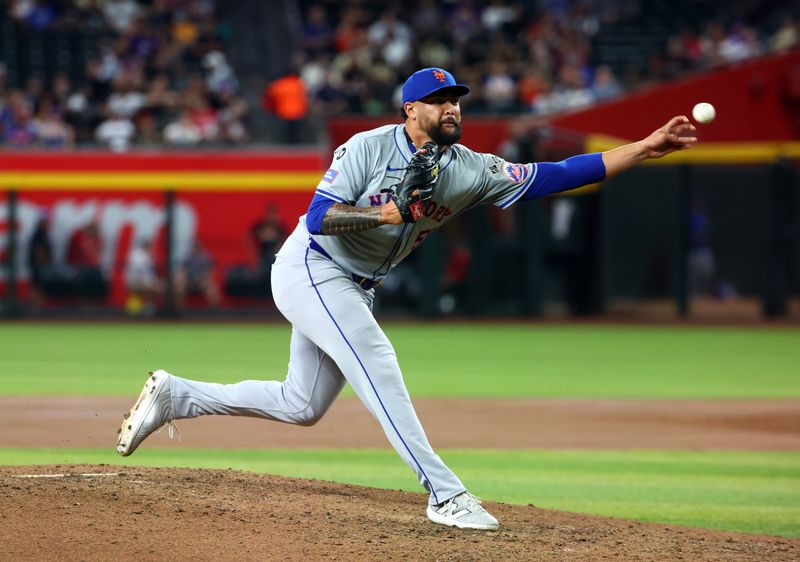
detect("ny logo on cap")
[432,70,446,83]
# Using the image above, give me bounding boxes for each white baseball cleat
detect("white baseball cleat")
[426,492,500,530]
[116,370,175,456]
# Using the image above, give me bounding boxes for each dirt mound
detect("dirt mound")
[2,465,798,561]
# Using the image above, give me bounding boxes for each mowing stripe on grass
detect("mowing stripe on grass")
[2,323,799,397]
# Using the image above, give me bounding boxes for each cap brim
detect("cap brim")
[416,84,471,101]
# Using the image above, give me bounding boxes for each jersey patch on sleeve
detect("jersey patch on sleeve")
[503,162,529,184]
[322,168,339,183]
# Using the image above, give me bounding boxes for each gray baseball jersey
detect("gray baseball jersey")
[161,123,535,510]
[305,124,535,279]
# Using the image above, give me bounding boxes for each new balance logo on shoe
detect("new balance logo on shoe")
[426,492,499,530]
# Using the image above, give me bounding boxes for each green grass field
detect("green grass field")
[1,323,799,537]
[1,323,799,397]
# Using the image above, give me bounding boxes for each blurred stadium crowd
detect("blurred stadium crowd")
[1,0,246,149]
[296,0,797,118]
[0,0,797,148]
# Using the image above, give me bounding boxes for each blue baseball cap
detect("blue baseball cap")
[402,68,470,105]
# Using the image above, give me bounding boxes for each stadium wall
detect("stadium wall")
[0,151,326,306]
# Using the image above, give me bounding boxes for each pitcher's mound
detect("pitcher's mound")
[2,465,797,561]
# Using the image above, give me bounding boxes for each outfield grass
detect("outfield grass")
[1,323,799,397]
[2,448,798,538]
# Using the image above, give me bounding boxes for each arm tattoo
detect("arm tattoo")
[320,203,383,235]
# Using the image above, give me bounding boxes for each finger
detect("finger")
[671,136,698,147]
[664,115,690,130]
[672,122,696,134]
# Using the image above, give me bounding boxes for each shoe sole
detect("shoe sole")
[426,507,499,531]
[116,371,169,456]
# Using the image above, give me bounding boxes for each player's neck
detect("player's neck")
[403,124,438,153]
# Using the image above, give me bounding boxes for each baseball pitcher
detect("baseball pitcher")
[117,67,697,530]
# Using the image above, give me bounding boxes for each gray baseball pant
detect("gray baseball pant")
[168,225,465,505]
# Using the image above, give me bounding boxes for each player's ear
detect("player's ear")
[404,102,415,120]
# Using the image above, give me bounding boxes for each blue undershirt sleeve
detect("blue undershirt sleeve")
[522,153,606,201]
[305,193,336,234]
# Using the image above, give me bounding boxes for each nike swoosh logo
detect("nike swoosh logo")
[386,165,404,172]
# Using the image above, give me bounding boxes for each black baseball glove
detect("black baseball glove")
[391,141,440,223]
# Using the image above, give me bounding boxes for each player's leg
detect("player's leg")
[295,248,468,508]
[167,327,345,423]
[116,328,345,456]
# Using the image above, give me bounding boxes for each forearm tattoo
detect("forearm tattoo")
[320,203,383,235]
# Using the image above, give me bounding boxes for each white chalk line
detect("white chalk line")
[12,472,120,479]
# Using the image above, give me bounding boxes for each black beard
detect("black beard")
[428,121,462,146]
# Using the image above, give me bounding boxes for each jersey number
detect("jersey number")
[411,229,433,251]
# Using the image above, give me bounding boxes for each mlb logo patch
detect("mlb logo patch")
[322,168,339,183]
[503,163,528,184]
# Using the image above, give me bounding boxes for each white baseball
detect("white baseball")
[692,102,716,124]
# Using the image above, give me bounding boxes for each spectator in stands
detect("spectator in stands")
[450,2,482,46]
[413,0,444,36]
[301,4,335,54]
[368,9,413,68]
[103,0,141,34]
[333,5,368,53]
[262,67,308,144]
[11,0,56,31]
[66,219,107,299]
[107,74,147,119]
[216,91,248,144]
[27,211,53,309]
[440,228,472,315]
[517,69,546,108]
[186,92,219,142]
[144,73,179,122]
[175,239,221,308]
[134,109,160,146]
[770,15,799,52]
[483,61,517,113]
[203,50,238,96]
[25,77,44,108]
[51,72,73,109]
[591,65,622,102]
[125,239,162,316]
[481,0,521,32]
[223,203,286,298]
[2,93,36,145]
[251,202,287,275]
[32,98,74,147]
[63,85,96,143]
[95,109,135,151]
[163,109,202,145]
[688,196,716,297]
[719,23,762,63]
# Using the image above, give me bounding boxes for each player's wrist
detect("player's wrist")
[637,138,657,160]
[381,201,403,225]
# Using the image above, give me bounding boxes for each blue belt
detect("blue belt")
[309,238,382,290]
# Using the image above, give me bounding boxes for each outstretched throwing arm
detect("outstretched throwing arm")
[602,116,698,178]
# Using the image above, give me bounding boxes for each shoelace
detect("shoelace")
[441,492,483,514]
[155,419,181,442]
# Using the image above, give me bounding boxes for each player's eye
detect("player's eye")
[432,97,458,105]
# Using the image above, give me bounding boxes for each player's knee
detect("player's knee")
[295,407,323,426]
